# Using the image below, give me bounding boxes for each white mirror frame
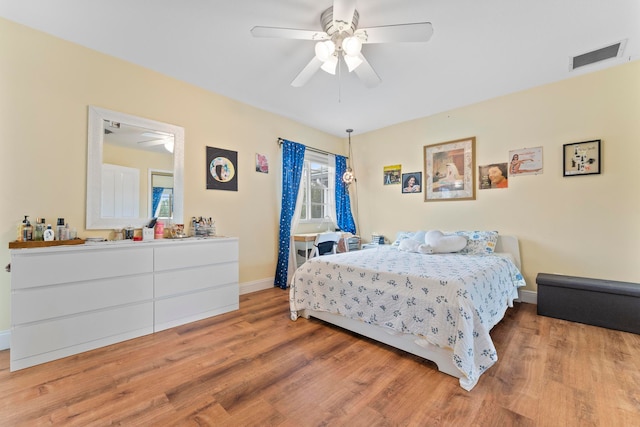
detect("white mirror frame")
[86,105,184,229]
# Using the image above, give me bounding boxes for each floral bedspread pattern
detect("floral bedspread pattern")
[289,246,526,390]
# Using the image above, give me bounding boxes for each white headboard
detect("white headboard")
[495,235,522,270]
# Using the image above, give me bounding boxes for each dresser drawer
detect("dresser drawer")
[11,247,153,289]
[154,262,238,298]
[154,282,239,331]
[12,274,153,325]
[11,301,153,363]
[154,239,238,271]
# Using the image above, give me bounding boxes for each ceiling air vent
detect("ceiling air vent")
[571,40,627,70]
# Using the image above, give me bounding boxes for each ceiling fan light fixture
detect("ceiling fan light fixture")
[314,40,335,62]
[320,54,338,74]
[342,36,362,56]
[344,53,363,72]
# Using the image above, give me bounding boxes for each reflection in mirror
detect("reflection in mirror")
[149,169,174,219]
[87,106,184,229]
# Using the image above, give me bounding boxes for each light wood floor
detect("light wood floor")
[1,288,638,426]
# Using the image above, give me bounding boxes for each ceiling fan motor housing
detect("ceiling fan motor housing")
[321,6,360,50]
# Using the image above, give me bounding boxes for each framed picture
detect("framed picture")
[206,146,238,191]
[563,139,601,177]
[508,147,543,176]
[479,163,508,189]
[401,172,422,193]
[255,153,269,173]
[383,164,401,185]
[424,137,476,201]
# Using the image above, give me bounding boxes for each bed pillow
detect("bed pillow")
[424,230,467,253]
[392,231,428,246]
[391,231,414,246]
[453,230,499,254]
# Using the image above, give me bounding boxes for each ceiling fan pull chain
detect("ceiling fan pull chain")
[338,56,342,103]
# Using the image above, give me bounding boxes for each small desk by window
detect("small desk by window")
[293,233,359,267]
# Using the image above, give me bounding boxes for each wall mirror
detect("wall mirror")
[87,106,184,229]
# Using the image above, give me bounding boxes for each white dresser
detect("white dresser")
[10,237,239,371]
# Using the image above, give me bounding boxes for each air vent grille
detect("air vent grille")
[572,41,626,70]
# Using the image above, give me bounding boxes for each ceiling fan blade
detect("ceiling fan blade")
[291,57,323,87]
[354,53,381,88]
[355,22,433,44]
[332,0,357,32]
[251,26,329,41]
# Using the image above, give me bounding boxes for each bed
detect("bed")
[289,233,525,391]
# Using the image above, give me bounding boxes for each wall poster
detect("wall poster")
[206,146,238,191]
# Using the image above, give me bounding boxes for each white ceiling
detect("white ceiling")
[1,0,638,137]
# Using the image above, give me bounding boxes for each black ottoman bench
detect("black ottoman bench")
[536,273,640,335]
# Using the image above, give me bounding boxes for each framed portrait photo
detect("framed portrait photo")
[563,139,601,177]
[424,137,476,201]
[401,172,422,193]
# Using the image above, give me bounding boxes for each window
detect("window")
[299,151,335,222]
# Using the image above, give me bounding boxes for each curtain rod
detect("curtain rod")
[277,137,348,159]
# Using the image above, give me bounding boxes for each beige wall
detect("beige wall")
[0,18,344,331]
[351,60,640,290]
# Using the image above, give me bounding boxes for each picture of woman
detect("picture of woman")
[402,172,422,193]
[508,147,543,176]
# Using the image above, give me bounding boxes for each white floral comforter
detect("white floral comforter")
[289,246,526,390]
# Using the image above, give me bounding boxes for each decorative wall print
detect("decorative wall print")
[206,146,238,191]
[424,137,476,201]
[509,147,543,176]
[401,172,422,193]
[255,153,269,173]
[479,163,509,189]
[383,164,401,185]
[563,139,601,176]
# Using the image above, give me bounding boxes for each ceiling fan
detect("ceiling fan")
[250,0,433,88]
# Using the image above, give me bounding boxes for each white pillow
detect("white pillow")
[424,230,467,253]
[398,238,421,252]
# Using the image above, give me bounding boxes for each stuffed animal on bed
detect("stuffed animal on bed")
[423,230,467,253]
[397,230,467,254]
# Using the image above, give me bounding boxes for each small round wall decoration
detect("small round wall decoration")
[210,156,235,182]
[206,146,238,191]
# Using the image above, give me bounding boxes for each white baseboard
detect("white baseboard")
[239,278,274,295]
[0,329,9,351]
[517,289,538,305]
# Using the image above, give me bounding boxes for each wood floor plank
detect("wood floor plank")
[0,288,638,426]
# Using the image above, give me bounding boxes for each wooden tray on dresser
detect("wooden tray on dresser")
[9,239,86,249]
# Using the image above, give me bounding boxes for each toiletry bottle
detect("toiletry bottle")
[17,218,24,242]
[56,218,65,241]
[33,218,44,241]
[22,216,32,241]
[43,224,55,241]
[63,223,70,241]
[154,221,164,239]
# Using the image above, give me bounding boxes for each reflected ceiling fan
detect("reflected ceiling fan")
[250,0,433,88]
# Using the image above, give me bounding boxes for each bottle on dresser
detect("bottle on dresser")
[56,218,65,241]
[33,218,45,241]
[20,216,32,242]
[43,224,55,241]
